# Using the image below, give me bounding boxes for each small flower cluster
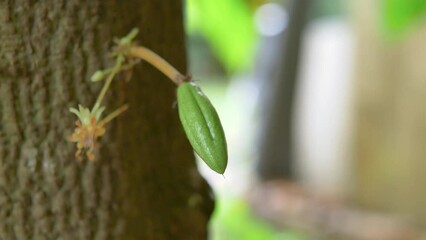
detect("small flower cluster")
[68,29,138,161]
[68,105,106,161]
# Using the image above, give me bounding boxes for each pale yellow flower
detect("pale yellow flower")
[68,105,106,161]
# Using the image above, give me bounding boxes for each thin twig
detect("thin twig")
[99,104,129,126]
[93,55,124,111]
[126,46,189,85]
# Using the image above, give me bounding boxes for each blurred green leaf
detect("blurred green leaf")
[187,0,257,72]
[210,198,306,240]
[382,0,426,37]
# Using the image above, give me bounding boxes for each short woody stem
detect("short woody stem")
[126,46,189,85]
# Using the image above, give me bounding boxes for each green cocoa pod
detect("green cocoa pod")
[177,82,228,174]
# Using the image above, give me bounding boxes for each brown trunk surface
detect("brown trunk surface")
[0,1,213,239]
[353,0,426,227]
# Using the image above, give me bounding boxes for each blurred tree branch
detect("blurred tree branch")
[257,0,311,180]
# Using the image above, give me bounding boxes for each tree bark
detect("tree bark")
[0,1,213,239]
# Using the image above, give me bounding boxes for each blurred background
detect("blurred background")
[185,0,426,239]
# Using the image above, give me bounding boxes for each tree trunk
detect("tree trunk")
[0,1,213,239]
[257,0,311,180]
[353,0,426,227]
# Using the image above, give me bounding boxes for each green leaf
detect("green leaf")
[177,82,228,174]
[212,198,307,240]
[186,0,257,72]
[382,0,426,37]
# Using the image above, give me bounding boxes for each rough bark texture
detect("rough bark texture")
[353,0,426,227]
[0,1,213,239]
